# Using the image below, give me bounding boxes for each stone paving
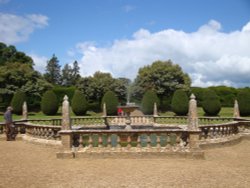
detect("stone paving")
[0,139,249,188]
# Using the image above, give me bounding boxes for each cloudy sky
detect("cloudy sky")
[0,0,250,87]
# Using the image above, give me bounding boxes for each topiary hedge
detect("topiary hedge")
[171,89,188,116]
[41,90,59,115]
[141,90,159,115]
[202,89,221,116]
[11,91,26,115]
[101,91,119,115]
[237,90,250,116]
[71,90,88,115]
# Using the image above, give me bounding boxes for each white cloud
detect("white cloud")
[29,53,48,74]
[123,5,136,12]
[0,13,48,44]
[71,20,250,87]
[0,0,10,4]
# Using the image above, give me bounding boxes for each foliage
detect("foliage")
[132,60,191,106]
[77,71,128,105]
[101,91,119,115]
[53,86,76,104]
[10,91,26,115]
[41,90,59,115]
[237,90,250,116]
[71,91,88,115]
[171,90,189,116]
[141,90,160,115]
[61,61,81,86]
[202,89,221,116]
[44,54,61,85]
[160,96,172,112]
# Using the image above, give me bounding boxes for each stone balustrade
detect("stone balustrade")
[199,122,239,140]
[71,117,105,127]
[198,117,235,125]
[60,129,201,152]
[155,116,188,125]
[27,119,62,126]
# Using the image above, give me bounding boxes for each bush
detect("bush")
[202,89,221,116]
[237,90,250,116]
[11,91,26,115]
[41,90,59,115]
[171,90,188,116]
[160,96,172,112]
[53,86,76,104]
[71,91,88,115]
[141,90,159,115]
[101,91,119,115]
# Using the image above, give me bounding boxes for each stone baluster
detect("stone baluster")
[22,101,28,120]
[233,100,240,118]
[102,103,107,117]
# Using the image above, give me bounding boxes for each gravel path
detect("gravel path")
[0,140,249,188]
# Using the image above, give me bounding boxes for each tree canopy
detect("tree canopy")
[132,60,191,102]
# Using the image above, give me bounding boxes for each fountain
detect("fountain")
[117,102,139,130]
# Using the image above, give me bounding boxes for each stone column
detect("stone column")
[102,102,107,117]
[233,99,240,118]
[62,95,71,130]
[22,101,28,120]
[187,94,199,130]
[153,102,158,116]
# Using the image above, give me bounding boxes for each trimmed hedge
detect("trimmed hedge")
[171,90,188,116]
[11,91,26,115]
[141,90,159,115]
[237,90,250,116]
[53,86,76,104]
[202,89,221,116]
[41,90,59,115]
[71,91,88,115]
[101,91,119,115]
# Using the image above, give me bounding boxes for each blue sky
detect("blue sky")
[0,0,250,87]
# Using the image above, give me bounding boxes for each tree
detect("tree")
[202,89,221,116]
[11,91,26,115]
[141,90,159,115]
[237,90,250,116]
[132,60,191,105]
[71,91,88,115]
[171,90,189,116]
[101,91,119,115]
[44,54,61,85]
[61,61,81,86]
[41,90,59,115]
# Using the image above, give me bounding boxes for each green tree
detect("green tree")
[132,60,191,106]
[202,89,221,116]
[61,61,81,86]
[44,54,61,85]
[101,91,119,115]
[141,90,159,115]
[10,91,26,115]
[71,90,88,115]
[171,90,189,116]
[237,90,250,116]
[41,90,59,115]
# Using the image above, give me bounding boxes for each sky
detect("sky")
[0,0,250,87]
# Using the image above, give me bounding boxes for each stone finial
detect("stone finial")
[22,101,28,120]
[188,94,199,130]
[233,99,240,118]
[153,102,158,116]
[62,95,71,130]
[103,103,107,117]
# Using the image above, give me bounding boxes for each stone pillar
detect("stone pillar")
[188,94,199,130]
[102,102,107,117]
[62,95,71,130]
[22,101,28,120]
[233,99,240,118]
[153,102,158,116]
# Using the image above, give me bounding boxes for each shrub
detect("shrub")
[141,90,159,115]
[41,90,59,115]
[71,91,88,115]
[160,96,172,112]
[101,91,119,115]
[11,91,26,115]
[202,89,221,116]
[237,90,250,116]
[171,90,188,116]
[53,86,76,104]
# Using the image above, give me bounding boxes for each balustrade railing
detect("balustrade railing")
[154,116,188,125]
[27,119,62,126]
[71,117,105,127]
[198,117,235,125]
[61,129,196,151]
[199,122,239,140]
